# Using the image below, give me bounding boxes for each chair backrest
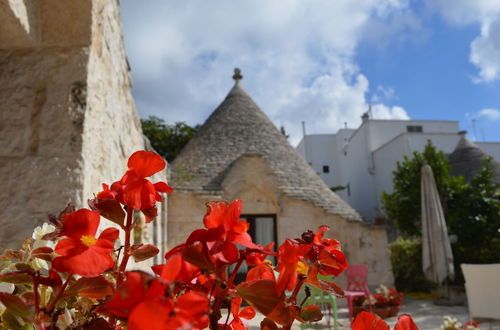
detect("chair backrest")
[346,264,369,292]
[461,263,500,319]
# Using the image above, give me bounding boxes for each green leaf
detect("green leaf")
[236,279,282,316]
[131,244,159,262]
[181,242,215,273]
[300,305,323,322]
[64,276,113,299]
[94,199,126,227]
[31,247,53,261]
[15,263,34,272]
[0,292,31,320]
[0,250,24,260]
[0,272,32,284]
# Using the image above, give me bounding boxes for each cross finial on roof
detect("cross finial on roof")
[232,68,243,83]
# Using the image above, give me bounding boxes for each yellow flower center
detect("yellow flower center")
[80,235,97,247]
[296,261,309,275]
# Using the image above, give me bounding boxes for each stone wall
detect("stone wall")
[168,154,394,287]
[0,0,167,261]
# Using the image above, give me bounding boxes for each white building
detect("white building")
[297,117,500,221]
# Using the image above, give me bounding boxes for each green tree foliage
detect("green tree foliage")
[141,116,199,162]
[447,158,500,277]
[381,141,464,236]
[390,237,435,292]
[383,141,500,288]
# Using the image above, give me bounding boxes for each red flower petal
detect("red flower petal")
[123,178,156,210]
[228,231,256,248]
[61,209,100,240]
[154,182,173,194]
[239,306,256,320]
[210,241,239,264]
[394,314,418,330]
[54,237,85,257]
[159,254,182,282]
[102,272,149,318]
[52,246,114,277]
[247,261,276,282]
[97,184,115,200]
[98,228,119,243]
[203,201,230,229]
[352,311,389,330]
[127,300,172,330]
[128,151,166,178]
[225,200,243,231]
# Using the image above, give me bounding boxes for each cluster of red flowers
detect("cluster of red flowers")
[0,150,419,330]
[352,312,418,330]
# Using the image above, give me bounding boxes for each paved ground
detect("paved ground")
[240,298,500,329]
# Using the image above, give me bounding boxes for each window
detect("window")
[407,125,423,133]
[232,214,277,283]
[323,165,330,173]
[242,214,277,248]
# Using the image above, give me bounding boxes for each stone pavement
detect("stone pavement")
[241,298,500,329]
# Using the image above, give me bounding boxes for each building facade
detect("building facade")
[168,72,394,287]
[0,0,167,265]
[297,117,500,221]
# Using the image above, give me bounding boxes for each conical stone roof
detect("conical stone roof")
[170,79,362,222]
[448,136,500,184]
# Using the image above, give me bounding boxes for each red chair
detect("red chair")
[344,264,372,321]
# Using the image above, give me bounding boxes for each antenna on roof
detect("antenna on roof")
[232,68,243,84]
[471,118,477,141]
[302,121,307,137]
[368,102,373,119]
[344,122,348,129]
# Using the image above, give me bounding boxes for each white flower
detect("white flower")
[441,315,462,330]
[0,283,15,312]
[0,282,14,294]
[31,258,49,271]
[56,308,74,329]
[32,223,56,249]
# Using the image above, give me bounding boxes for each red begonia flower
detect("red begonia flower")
[246,259,276,282]
[98,151,173,210]
[203,200,255,248]
[52,209,118,277]
[229,297,256,330]
[182,200,257,268]
[351,311,389,330]
[101,271,158,318]
[394,314,418,330]
[125,284,209,330]
[304,226,347,289]
[275,239,305,295]
[152,252,200,283]
[245,243,275,266]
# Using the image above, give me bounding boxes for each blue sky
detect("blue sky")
[121,0,500,145]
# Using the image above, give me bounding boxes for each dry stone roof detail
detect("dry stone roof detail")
[170,80,363,221]
[448,136,500,184]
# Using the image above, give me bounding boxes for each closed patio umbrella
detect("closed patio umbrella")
[421,164,455,286]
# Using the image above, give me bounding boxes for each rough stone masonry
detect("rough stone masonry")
[0,0,167,260]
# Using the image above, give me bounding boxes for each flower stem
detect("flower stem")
[228,258,244,288]
[46,273,73,313]
[33,278,40,324]
[117,207,134,285]
[289,275,306,305]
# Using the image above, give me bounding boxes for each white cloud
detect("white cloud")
[470,18,500,82]
[478,108,500,121]
[371,85,396,103]
[371,104,409,120]
[425,0,500,83]
[121,0,414,143]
